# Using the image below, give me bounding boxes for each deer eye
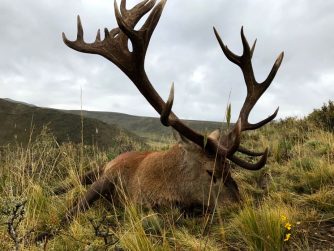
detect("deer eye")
[205,152,216,159]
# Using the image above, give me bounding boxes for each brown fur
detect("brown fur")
[61,131,238,223]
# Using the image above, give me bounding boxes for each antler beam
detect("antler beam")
[212,27,283,169]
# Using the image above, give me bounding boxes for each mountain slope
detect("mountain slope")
[0,99,145,148]
[65,110,225,140]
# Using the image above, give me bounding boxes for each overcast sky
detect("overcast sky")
[0,0,333,122]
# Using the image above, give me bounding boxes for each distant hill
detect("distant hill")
[0,98,226,146]
[3,98,37,107]
[0,99,145,148]
[64,110,225,140]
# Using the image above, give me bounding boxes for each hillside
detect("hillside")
[0,98,145,149]
[65,110,225,140]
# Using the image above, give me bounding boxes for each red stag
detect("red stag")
[51,0,283,232]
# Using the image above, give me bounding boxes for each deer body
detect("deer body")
[107,145,219,205]
[64,132,231,222]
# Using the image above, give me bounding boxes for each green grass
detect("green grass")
[0,117,334,250]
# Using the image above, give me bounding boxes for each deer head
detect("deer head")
[36,0,284,240]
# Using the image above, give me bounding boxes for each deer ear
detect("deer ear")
[208,129,221,141]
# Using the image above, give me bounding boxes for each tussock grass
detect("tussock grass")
[230,203,289,251]
[0,118,334,250]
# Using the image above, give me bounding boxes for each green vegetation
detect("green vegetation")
[308,100,334,132]
[0,100,333,250]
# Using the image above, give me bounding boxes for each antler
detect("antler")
[214,27,284,170]
[62,0,240,159]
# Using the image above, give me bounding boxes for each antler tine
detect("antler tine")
[120,0,127,15]
[77,15,84,40]
[250,39,257,59]
[160,82,174,126]
[240,26,252,58]
[114,1,136,41]
[237,145,266,157]
[95,29,101,42]
[261,52,284,87]
[62,16,102,55]
[213,27,240,65]
[229,149,268,170]
[140,0,167,41]
[245,107,279,131]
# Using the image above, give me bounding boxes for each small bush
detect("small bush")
[308,100,334,131]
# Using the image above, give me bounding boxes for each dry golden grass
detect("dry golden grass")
[0,119,333,250]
